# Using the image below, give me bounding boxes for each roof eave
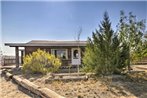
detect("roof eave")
[5,43,26,47]
[5,43,86,47]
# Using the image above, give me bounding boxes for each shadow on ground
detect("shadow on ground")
[110,72,147,98]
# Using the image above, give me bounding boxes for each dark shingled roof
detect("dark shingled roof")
[5,40,87,47]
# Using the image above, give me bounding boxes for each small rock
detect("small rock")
[77,95,83,98]
[65,93,69,95]
[122,90,131,96]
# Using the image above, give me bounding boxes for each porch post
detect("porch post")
[15,46,19,68]
[21,50,24,64]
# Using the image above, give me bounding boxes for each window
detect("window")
[51,49,68,59]
[73,49,79,59]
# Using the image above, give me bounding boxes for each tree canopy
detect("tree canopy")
[83,11,146,75]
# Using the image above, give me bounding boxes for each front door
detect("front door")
[71,48,81,65]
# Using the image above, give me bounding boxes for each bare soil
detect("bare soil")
[1,65,147,98]
[28,75,146,98]
[17,70,146,98]
[0,76,31,98]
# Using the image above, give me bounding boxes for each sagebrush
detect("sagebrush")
[22,49,61,74]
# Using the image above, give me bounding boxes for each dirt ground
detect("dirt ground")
[28,74,146,98]
[19,70,146,98]
[1,65,147,98]
[26,65,147,98]
[0,76,31,98]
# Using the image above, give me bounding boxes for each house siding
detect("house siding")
[24,46,85,66]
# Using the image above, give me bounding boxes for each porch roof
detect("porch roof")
[5,40,87,47]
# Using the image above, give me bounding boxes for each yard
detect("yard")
[8,65,146,98]
[0,75,31,98]
[26,73,147,98]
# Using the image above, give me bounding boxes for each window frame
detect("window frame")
[51,49,68,60]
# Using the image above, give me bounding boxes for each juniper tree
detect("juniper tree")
[83,12,125,75]
[117,11,145,70]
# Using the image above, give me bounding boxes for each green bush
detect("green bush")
[22,49,61,74]
[82,12,128,75]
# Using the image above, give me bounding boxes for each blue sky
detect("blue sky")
[1,1,147,55]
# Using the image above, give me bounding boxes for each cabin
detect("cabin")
[5,40,87,68]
